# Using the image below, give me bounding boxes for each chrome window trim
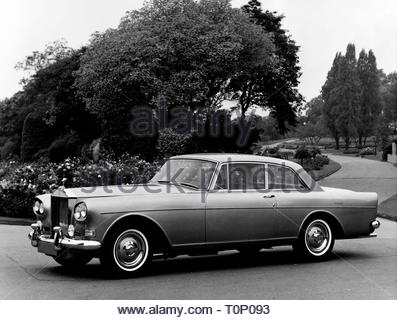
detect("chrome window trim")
[155,157,219,191]
[209,161,310,192]
[266,163,310,191]
[210,161,267,191]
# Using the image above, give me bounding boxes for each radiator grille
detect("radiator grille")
[50,195,70,235]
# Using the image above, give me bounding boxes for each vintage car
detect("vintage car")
[28,153,380,275]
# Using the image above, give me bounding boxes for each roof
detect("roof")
[171,153,301,169]
[171,153,320,190]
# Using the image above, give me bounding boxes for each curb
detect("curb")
[0,216,35,226]
[377,213,397,222]
[315,160,342,181]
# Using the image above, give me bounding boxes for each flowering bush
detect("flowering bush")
[0,155,160,218]
[312,154,330,170]
[359,147,375,156]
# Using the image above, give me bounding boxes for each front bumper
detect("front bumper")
[28,223,101,256]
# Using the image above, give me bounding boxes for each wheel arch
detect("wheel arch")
[102,213,171,253]
[299,210,344,239]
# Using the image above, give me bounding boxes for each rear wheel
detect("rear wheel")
[293,218,334,260]
[100,226,151,276]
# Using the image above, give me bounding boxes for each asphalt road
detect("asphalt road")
[0,155,396,299]
[321,154,397,203]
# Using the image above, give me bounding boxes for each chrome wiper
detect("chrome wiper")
[179,182,200,190]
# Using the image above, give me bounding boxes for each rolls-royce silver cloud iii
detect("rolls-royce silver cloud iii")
[28,153,380,275]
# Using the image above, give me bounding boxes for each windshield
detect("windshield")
[151,159,217,189]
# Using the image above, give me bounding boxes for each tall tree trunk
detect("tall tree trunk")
[334,136,340,150]
[358,135,362,148]
[344,135,350,149]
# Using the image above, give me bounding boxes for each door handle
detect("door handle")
[263,194,275,198]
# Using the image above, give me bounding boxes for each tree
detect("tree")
[0,93,33,159]
[239,0,303,133]
[295,96,328,145]
[356,49,381,146]
[0,43,101,161]
[381,72,397,134]
[336,44,360,148]
[75,0,276,157]
[322,44,361,149]
[15,39,73,85]
[322,53,343,149]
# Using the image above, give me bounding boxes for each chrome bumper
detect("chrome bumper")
[28,223,101,253]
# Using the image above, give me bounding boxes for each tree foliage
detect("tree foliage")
[322,44,384,149]
[75,0,280,156]
[295,96,328,145]
[0,43,100,161]
[239,0,302,133]
[356,49,381,145]
[1,0,303,162]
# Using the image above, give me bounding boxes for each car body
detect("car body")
[28,153,380,274]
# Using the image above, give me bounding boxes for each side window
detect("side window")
[214,165,228,190]
[229,163,265,190]
[267,165,306,190]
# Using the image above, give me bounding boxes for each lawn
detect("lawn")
[378,194,397,221]
[305,159,342,181]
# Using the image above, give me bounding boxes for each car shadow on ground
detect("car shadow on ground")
[44,248,370,280]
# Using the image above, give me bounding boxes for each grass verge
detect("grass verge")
[308,159,342,181]
[378,194,397,221]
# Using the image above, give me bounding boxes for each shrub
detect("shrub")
[294,146,311,164]
[359,147,376,156]
[0,155,160,218]
[262,146,282,158]
[308,147,321,158]
[312,155,329,169]
[156,129,193,158]
[20,112,55,161]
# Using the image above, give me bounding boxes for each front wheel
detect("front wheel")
[100,226,151,276]
[293,218,334,260]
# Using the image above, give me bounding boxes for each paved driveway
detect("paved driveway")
[321,155,397,203]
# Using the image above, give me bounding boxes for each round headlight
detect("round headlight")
[74,202,87,222]
[33,200,40,214]
[33,200,46,218]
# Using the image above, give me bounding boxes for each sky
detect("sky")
[0,0,396,102]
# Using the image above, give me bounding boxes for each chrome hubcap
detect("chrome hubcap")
[114,230,148,270]
[305,221,330,254]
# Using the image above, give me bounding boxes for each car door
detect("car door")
[266,164,314,238]
[205,162,278,243]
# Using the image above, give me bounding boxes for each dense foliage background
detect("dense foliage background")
[0,0,302,163]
